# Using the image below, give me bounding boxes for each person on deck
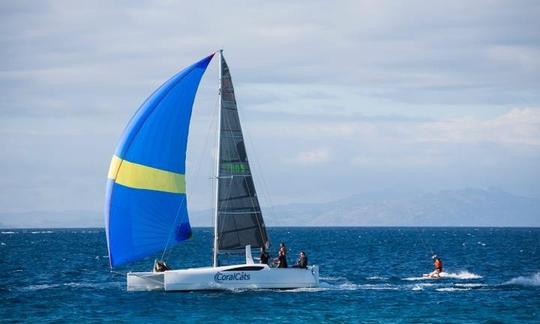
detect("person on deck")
[259,247,270,265]
[153,260,171,272]
[292,251,308,269]
[279,242,287,256]
[274,249,288,268]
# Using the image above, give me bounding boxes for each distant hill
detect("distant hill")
[1,188,538,228]
[190,188,540,227]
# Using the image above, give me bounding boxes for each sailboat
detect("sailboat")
[105,50,319,291]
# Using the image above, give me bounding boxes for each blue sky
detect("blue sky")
[1,1,539,222]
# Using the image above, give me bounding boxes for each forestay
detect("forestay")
[216,54,269,253]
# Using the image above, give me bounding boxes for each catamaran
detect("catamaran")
[104,50,319,291]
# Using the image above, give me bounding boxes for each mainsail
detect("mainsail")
[215,53,269,258]
[105,54,214,267]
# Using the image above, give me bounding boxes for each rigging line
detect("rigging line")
[208,94,220,235]
[220,103,259,250]
[208,66,221,263]
[241,110,278,232]
[222,105,265,244]
[219,172,236,249]
[164,103,220,264]
[160,196,188,262]
[231,93,268,245]
[215,169,234,253]
[223,107,264,247]
[217,95,233,246]
[418,228,435,256]
[109,270,128,277]
[160,76,221,263]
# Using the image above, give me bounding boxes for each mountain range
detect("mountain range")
[190,188,539,227]
[1,188,538,228]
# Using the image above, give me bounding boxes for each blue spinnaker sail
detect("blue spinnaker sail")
[105,54,214,267]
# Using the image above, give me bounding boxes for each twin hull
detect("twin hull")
[127,264,319,291]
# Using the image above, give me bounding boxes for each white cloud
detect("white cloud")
[286,148,331,165]
[248,108,540,146]
[420,108,540,146]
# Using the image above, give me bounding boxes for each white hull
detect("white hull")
[127,264,319,291]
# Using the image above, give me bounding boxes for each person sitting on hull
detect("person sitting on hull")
[274,249,288,268]
[259,247,270,265]
[153,259,171,272]
[292,251,308,269]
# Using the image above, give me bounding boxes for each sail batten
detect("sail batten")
[215,53,269,255]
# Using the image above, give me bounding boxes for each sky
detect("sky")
[1,0,539,225]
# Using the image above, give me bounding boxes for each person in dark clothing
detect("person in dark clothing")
[279,242,287,256]
[259,247,270,265]
[274,249,288,268]
[153,259,171,272]
[293,251,308,269]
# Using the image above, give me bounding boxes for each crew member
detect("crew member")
[259,247,270,265]
[153,260,171,272]
[274,249,288,268]
[279,242,287,256]
[293,251,308,269]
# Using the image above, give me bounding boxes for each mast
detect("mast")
[213,49,223,267]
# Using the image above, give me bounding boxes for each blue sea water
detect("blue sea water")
[1,227,539,322]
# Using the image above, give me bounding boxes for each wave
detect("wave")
[276,287,331,293]
[322,279,486,292]
[454,283,487,288]
[502,273,540,287]
[228,286,331,293]
[63,282,123,289]
[441,271,482,279]
[319,276,347,281]
[30,231,54,234]
[408,283,438,290]
[22,284,60,291]
[366,276,388,280]
[436,287,471,292]
[1,231,15,234]
[320,281,402,291]
[359,284,399,290]
[21,281,123,291]
[403,271,482,281]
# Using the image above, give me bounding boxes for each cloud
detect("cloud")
[286,148,331,165]
[1,0,540,222]
[420,108,540,146]
[246,108,540,146]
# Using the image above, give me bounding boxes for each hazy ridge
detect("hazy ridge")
[1,188,538,228]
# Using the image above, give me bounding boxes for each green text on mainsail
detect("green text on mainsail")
[222,162,248,173]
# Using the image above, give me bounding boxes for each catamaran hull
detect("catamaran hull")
[127,264,319,291]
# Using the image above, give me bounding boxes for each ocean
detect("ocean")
[1,227,539,322]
